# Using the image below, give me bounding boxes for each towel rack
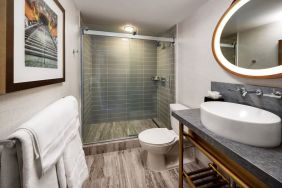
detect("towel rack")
[0,140,16,148]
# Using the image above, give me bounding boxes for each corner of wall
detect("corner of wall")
[175,24,180,103]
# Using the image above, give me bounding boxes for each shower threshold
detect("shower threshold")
[83,119,159,144]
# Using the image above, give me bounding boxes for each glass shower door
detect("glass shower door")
[82,36,161,143]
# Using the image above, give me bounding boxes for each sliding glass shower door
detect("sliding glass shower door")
[82,34,175,144]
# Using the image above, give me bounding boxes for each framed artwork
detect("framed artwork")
[0,0,65,94]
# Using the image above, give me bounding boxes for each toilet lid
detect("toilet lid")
[138,128,176,145]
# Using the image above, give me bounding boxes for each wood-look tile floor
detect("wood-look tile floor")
[83,148,203,188]
[83,119,158,143]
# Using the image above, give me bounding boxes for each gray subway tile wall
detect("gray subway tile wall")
[156,42,175,128]
[83,35,175,128]
[82,35,93,125]
[88,36,158,123]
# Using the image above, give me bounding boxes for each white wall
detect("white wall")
[0,0,81,139]
[176,0,282,108]
[238,21,282,69]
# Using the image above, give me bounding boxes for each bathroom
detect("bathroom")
[0,0,282,187]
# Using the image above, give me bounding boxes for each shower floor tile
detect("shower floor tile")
[83,147,202,188]
[83,119,158,143]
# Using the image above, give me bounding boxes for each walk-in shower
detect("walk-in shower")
[81,30,175,144]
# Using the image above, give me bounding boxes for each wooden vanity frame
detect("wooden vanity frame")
[178,122,268,188]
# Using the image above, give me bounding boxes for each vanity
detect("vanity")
[173,79,282,188]
[175,0,282,185]
[175,0,282,186]
[174,109,282,188]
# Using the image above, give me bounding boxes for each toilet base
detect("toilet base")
[146,152,166,171]
[166,150,194,170]
[145,147,194,172]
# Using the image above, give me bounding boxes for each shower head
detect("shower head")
[156,42,166,49]
[156,41,160,47]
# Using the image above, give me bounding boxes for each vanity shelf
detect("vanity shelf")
[184,163,229,188]
[181,130,265,188]
[175,109,282,188]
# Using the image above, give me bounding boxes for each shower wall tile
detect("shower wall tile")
[82,35,93,125]
[89,36,157,123]
[83,35,175,127]
[156,42,176,128]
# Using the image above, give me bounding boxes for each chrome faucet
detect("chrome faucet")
[239,88,248,97]
[242,88,263,97]
[229,87,281,99]
[273,90,282,97]
[263,89,282,99]
[229,87,263,97]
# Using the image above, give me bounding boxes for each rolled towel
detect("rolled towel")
[208,91,222,99]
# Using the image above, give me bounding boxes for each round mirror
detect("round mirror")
[212,0,282,78]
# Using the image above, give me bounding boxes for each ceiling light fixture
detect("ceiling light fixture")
[124,25,135,33]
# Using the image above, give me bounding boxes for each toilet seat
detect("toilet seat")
[138,128,177,145]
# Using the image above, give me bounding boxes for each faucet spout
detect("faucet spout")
[239,88,248,97]
[235,87,263,97]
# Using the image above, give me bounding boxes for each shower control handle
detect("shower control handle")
[152,76,160,81]
[160,77,166,82]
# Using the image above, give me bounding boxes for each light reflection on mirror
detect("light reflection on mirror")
[220,0,282,69]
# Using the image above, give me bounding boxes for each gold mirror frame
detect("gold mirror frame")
[212,0,282,79]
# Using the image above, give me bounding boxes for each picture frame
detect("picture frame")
[0,0,65,94]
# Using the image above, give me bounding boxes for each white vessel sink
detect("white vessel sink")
[200,102,281,147]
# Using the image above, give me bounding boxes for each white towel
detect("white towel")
[1,143,21,188]
[56,157,67,188]
[55,132,89,188]
[63,132,89,188]
[1,129,60,188]
[17,96,80,176]
[1,96,89,188]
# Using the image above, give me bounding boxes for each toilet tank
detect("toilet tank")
[170,104,189,135]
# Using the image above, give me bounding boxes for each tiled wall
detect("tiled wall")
[82,35,93,124]
[156,42,175,128]
[211,82,282,119]
[88,36,158,123]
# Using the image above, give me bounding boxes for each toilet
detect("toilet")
[138,104,190,171]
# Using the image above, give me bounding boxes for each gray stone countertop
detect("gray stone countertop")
[172,109,282,188]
